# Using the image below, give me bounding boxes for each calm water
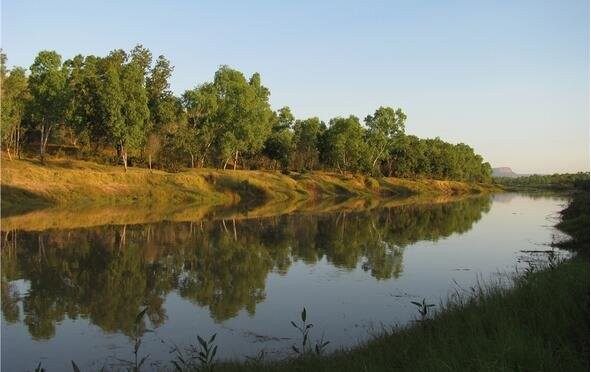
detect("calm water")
[1,193,568,371]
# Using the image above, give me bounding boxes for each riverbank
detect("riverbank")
[212,191,588,371]
[0,157,500,217]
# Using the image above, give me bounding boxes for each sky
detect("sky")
[2,0,589,173]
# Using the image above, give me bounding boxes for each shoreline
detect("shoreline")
[1,157,501,219]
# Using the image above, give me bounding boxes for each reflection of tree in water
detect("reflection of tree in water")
[0,196,491,339]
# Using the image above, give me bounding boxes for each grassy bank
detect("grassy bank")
[208,192,588,371]
[0,157,499,216]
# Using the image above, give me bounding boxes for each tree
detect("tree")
[118,57,150,170]
[320,116,368,174]
[28,51,69,163]
[182,83,220,168]
[364,106,406,174]
[263,128,293,171]
[147,55,178,129]
[129,44,152,77]
[263,106,295,170]
[63,55,109,150]
[93,49,149,171]
[196,66,274,170]
[292,117,325,171]
[274,106,295,130]
[1,54,29,160]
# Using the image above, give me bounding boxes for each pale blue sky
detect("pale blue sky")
[2,0,589,173]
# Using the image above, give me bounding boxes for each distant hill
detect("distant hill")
[492,167,519,178]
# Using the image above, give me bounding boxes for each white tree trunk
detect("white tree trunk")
[121,145,128,172]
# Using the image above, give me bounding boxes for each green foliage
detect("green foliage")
[263,128,294,170]
[495,172,590,190]
[3,48,493,180]
[28,50,69,162]
[364,106,406,174]
[390,135,492,182]
[147,55,180,128]
[320,116,370,174]
[290,307,330,356]
[555,191,589,255]
[410,298,435,320]
[171,333,218,371]
[291,117,325,171]
[1,54,29,158]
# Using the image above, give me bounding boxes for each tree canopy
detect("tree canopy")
[0,47,493,182]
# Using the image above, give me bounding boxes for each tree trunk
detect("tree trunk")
[190,153,194,168]
[16,125,21,159]
[6,128,13,160]
[39,123,52,165]
[200,141,212,168]
[120,142,128,172]
[233,151,239,170]
[223,157,230,170]
[39,125,46,164]
[148,154,152,170]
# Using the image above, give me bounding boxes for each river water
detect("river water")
[1,193,569,370]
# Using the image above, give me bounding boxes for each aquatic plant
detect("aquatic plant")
[291,307,330,356]
[171,333,218,371]
[411,298,435,320]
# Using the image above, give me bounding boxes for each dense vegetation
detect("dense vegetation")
[494,172,590,190]
[1,47,492,182]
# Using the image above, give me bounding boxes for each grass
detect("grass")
[555,191,589,256]
[0,157,500,217]
[213,263,588,372]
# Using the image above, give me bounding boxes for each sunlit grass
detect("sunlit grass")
[1,157,500,219]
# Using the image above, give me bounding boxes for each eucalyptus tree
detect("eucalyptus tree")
[118,54,150,170]
[263,106,295,170]
[292,117,325,171]
[263,128,293,171]
[182,83,219,167]
[199,66,274,169]
[129,44,152,76]
[95,49,149,171]
[320,116,368,174]
[28,51,69,163]
[274,106,295,130]
[1,54,29,160]
[364,106,406,174]
[147,55,179,129]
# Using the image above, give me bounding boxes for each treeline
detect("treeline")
[1,46,492,182]
[494,173,590,190]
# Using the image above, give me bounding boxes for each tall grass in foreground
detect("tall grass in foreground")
[215,259,588,372]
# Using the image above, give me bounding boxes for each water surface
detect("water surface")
[1,193,568,370]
